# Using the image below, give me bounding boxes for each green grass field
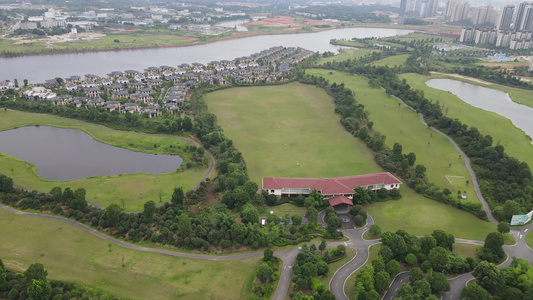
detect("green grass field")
[306,69,479,204]
[204,82,383,184]
[452,243,480,258]
[401,73,533,172]
[319,49,380,64]
[369,54,410,67]
[266,203,306,217]
[365,188,494,240]
[0,110,206,212]
[0,209,259,300]
[319,247,357,286]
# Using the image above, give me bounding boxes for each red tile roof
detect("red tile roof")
[328,195,353,207]
[262,172,401,195]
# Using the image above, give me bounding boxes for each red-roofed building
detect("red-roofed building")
[328,195,353,207]
[262,172,402,199]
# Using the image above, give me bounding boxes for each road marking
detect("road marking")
[521,234,523,239]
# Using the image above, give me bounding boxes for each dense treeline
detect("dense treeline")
[0,259,115,300]
[297,73,486,218]
[451,66,533,90]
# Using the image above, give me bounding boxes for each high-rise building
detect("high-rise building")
[515,2,533,32]
[445,0,458,20]
[471,6,497,25]
[399,0,408,17]
[419,0,438,18]
[497,4,515,30]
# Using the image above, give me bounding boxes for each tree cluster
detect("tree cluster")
[0,259,115,300]
[462,258,533,300]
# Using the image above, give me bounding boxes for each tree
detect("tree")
[431,230,454,250]
[24,263,48,282]
[264,248,273,262]
[407,152,416,166]
[502,200,522,221]
[405,253,417,266]
[105,204,122,227]
[372,256,385,273]
[409,267,424,283]
[378,246,394,263]
[291,215,303,227]
[257,263,273,283]
[412,279,431,298]
[319,240,327,253]
[23,79,28,86]
[460,284,492,300]
[374,271,391,292]
[0,175,14,193]
[428,272,450,293]
[0,264,6,285]
[369,224,381,237]
[428,246,449,272]
[316,261,329,276]
[171,187,185,208]
[305,206,318,223]
[73,188,87,210]
[326,215,341,235]
[241,203,259,224]
[27,279,51,300]
[388,234,408,259]
[415,164,426,176]
[385,259,400,276]
[143,200,156,221]
[178,214,192,237]
[497,222,510,234]
[483,232,505,259]
[420,235,437,254]
[472,261,502,293]
[49,186,62,202]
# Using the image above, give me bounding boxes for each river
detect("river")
[0,27,411,83]
[426,78,533,140]
[0,126,182,181]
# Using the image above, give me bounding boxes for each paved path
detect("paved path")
[1,109,215,212]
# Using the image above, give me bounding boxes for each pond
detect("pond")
[0,126,183,181]
[426,78,533,141]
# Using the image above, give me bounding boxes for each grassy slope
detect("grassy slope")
[206,81,494,240]
[0,209,258,300]
[204,82,382,184]
[267,203,306,217]
[0,110,206,212]
[306,69,479,203]
[401,73,533,172]
[319,49,380,64]
[369,54,410,67]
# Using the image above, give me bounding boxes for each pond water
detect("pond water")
[0,27,412,83]
[426,78,533,140]
[0,126,182,181]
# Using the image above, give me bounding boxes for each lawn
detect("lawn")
[0,109,207,212]
[319,49,380,64]
[305,69,480,204]
[319,247,357,286]
[401,73,533,172]
[0,209,259,300]
[369,54,410,67]
[265,203,306,217]
[452,243,480,258]
[365,188,495,240]
[204,82,384,184]
[526,231,533,250]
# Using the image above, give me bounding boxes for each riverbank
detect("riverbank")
[0,23,432,58]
